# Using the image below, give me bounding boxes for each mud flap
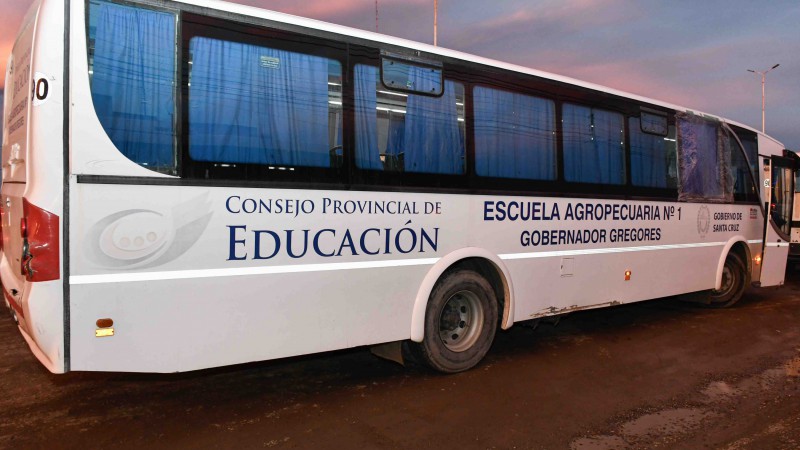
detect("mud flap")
[369,341,406,366]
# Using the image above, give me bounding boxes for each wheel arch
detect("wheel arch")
[716,237,752,290]
[410,248,513,342]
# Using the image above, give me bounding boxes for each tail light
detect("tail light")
[20,198,59,282]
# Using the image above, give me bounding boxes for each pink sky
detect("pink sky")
[0,0,29,87]
[1,0,797,146]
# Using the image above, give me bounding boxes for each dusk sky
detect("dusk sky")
[1,0,798,148]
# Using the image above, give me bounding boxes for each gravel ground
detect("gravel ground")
[1,268,799,449]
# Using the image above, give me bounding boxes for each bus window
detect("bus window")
[772,164,793,236]
[729,132,758,202]
[630,117,677,188]
[473,86,556,180]
[562,103,625,185]
[381,58,442,96]
[676,113,733,203]
[354,64,465,174]
[88,0,177,174]
[187,37,342,169]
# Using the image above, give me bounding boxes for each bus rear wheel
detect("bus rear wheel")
[707,252,747,308]
[412,269,498,373]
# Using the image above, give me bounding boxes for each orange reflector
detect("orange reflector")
[754,254,762,265]
[96,318,114,328]
[624,270,632,281]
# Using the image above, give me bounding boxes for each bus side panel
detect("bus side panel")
[69,181,765,372]
[68,183,439,372]
[476,201,762,319]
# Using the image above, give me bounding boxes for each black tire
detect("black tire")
[411,269,498,373]
[706,252,747,308]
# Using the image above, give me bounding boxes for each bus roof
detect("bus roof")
[175,0,775,146]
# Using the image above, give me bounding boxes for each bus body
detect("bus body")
[791,153,800,258]
[2,0,793,374]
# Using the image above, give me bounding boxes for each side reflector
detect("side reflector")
[96,328,115,338]
[624,270,632,281]
[754,254,762,266]
[96,318,114,328]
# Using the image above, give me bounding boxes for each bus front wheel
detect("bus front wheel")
[707,252,747,308]
[411,269,498,373]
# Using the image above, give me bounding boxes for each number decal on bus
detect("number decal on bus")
[32,72,51,106]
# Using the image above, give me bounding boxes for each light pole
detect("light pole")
[747,63,779,133]
[433,0,438,46]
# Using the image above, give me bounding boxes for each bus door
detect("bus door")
[759,154,795,286]
[790,151,800,257]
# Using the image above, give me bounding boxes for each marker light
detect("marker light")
[625,270,632,281]
[754,254,762,265]
[96,318,115,337]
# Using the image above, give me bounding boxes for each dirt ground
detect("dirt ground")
[1,268,800,449]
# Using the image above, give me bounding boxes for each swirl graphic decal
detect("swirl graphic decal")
[85,193,212,269]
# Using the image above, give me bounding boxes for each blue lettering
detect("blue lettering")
[242,198,257,214]
[253,230,280,259]
[226,196,241,214]
[336,229,359,256]
[395,227,418,254]
[313,229,336,257]
[360,228,381,255]
[484,202,495,221]
[420,228,439,252]
[496,201,507,221]
[286,229,310,259]
[227,225,248,260]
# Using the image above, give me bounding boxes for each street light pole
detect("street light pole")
[747,63,780,133]
[434,0,438,46]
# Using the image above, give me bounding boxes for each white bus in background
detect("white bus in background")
[2,0,794,374]
[790,152,800,259]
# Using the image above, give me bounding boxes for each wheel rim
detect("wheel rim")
[713,264,734,297]
[438,290,484,352]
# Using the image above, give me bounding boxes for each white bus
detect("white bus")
[790,152,800,259]
[2,0,794,374]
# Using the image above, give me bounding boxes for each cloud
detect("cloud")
[444,0,639,54]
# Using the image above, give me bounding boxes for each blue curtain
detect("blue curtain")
[404,78,464,175]
[678,116,723,199]
[354,65,382,170]
[473,87,555,180]
[188,38,332,167]
[354,64,463,174]
[385,114,406,161]
[90,1,176,168]
[563,104,625,184]
[630,117,668,187]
